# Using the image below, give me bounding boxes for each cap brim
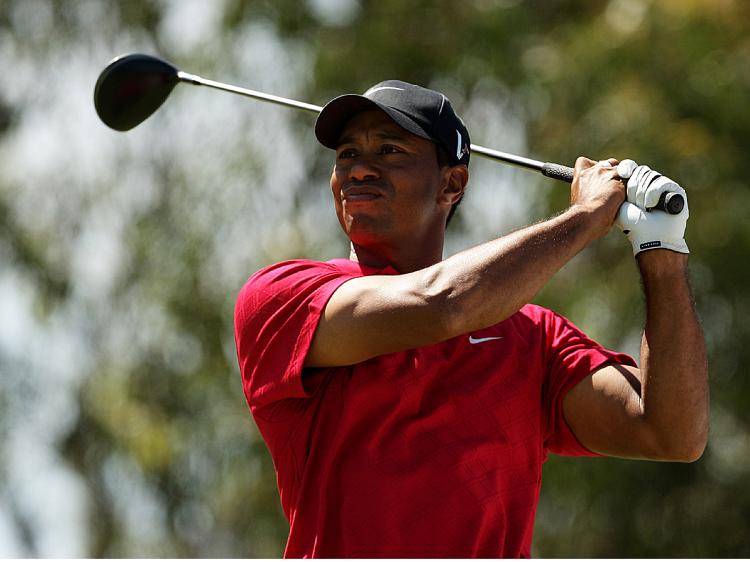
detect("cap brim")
[315,94,433,149]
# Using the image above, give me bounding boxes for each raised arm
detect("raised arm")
[562,251,709,461]
[305,158,624,367]
[563,162,709,462]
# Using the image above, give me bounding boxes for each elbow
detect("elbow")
[654,427,709,463]
[644,392,710,463]
[411,266,465,341]
[669,441,706,463]
[682,429,709,463]
[411,261,515,341]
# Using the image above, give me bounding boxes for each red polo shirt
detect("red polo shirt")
[234,258,636,557]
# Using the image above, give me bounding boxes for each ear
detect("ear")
[437,165,469,208]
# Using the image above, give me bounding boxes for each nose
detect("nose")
[348,156,380,182]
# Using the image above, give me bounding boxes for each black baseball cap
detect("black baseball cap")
[315,80,471,166]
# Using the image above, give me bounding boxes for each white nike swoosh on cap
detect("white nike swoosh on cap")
[468,335,503,344]
[455,130,463,160]
[365,86,405,96]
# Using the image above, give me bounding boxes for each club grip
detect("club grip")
[653,191,685,214]
[541,163,575,183]
[540,162,684,215]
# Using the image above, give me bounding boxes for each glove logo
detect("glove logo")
[640,241,662,250]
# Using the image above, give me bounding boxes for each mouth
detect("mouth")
[341,186,384,203]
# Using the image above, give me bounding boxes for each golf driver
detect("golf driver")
[94,53,684,214]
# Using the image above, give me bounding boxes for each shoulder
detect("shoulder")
[502,304,585,348]
[514,303,578,330]
[238,259,351,299]
[245,259,343,287]
[508,303,563,330]
[515,303,550,320]
[234,259,360,326]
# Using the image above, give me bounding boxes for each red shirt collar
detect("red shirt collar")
[326,258,400,276]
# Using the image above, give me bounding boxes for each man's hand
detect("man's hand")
[570,157,626,239]
[615,160,689,255]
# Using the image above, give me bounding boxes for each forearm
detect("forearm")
[637,250,709,460]
[420,204,604,337]
[307,158,624,367]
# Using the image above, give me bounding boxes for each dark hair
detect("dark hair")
[436,145,465,225]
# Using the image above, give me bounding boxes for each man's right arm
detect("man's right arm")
[305,158,624,368]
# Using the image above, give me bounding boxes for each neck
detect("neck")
[348,233,445,273]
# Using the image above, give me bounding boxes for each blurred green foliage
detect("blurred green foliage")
[1,0,748,557]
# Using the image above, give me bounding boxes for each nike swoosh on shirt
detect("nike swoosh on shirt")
[468,335,503,344]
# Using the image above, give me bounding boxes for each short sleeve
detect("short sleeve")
[234,260,356,409]
[540,308,637,457]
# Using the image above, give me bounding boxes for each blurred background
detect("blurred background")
[1,0,748,556]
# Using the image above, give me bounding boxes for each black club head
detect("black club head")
[94,53,180,131]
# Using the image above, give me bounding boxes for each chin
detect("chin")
[341,215,392,247]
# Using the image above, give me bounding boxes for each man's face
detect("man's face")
[330,110,448,249]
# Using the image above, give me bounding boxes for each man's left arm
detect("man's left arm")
[563,251,708,461]
[562,162,709,462]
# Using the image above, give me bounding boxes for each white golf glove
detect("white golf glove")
[615,159,689,255]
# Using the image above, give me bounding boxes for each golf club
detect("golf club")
[94,53,684,214]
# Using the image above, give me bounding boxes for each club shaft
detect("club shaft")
[176,70,683,213]
[177,71,682,212]
[178,71,324,113]
[178,71,550,172]
[468,145,544,171]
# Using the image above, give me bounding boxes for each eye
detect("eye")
[337,147,357,159]
[379,144,403,155]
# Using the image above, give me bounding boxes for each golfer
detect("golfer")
[234,81,709,558]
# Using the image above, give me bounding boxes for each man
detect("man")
[234,80,708,557]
